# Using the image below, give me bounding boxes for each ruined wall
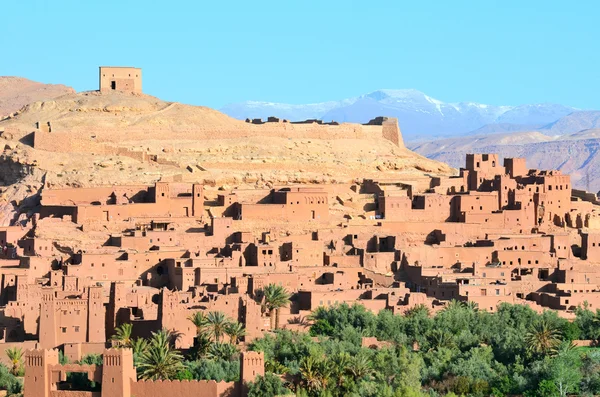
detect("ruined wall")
[381,117,404,148]
[31,117,404,155]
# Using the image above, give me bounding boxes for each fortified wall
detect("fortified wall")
[31,115,404,156]
[23,348,263,397]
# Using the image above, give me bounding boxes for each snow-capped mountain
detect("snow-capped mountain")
[219,89,576,140]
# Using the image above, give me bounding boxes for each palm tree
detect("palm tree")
[443,299,464,312]
[525,318,562,356]
[225,321,246,344]
[192,332,213,360]
[330,352,352,389]
[265,358,289,375]
[593,310,600,341]
[5,347,22,376]
[188,311,208,336]
[263,283,291,330]
[427,329,456,351]
[299,355,330,394]
[206,311,230,343]
[131,337,148,366]
[112,323,133,348]
[207,342,239,361]
[404,304,430,318]
[347,352,373,380]
[137,329,184,380]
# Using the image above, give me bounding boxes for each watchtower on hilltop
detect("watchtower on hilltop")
[99,66,142,93]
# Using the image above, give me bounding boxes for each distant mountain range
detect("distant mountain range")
[409,128,600,192]
[220,89,580,140]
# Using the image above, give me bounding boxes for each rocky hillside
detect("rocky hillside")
[0,88,453,226]
[0,76,74,117]
[411,130,600,192]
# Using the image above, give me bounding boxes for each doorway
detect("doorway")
[111,81,116,90]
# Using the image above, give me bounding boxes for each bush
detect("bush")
[247,372,290,397]
[185,358,239,382]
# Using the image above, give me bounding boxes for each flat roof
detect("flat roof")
[99,66,141,69]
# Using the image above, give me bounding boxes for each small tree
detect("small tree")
[112,323,133,348]
[225,321,246,344]
[5,348,22,376]
[188,311,208,336]
[247,372,291,397]
[525,318,562,357]
[263,284,291,330]
[137,329,184,380]
[206,311,230,343]
[131,337,148,366]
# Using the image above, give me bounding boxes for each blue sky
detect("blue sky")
[1,0,598,109]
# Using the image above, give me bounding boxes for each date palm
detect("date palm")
[137,329,184,380]
[263,283,291,330]
[525,318,562,356]
[330,352,352,389]
[299,355,330,394]
[188,311,208,336]
[347,352,373,380]
[5,347,22,376]
[206,311,230,343]
[404,304,431,318]
[443,299,464,313]
[131,337,148,366]
[225,321,246,344]
[427,329,456,351]
[265,358,289,375]
[192,332,213,359]
[207,342,239,361]
[112,323,133,348]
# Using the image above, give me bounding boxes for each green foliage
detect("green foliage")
[188,311,208,335]
[58,350,69,365]
[137,329,184,380]
[175,368,193,380]
[225,321,246,344]
[525,318,562,357]
[66,354,103,391]
[0,362,22,395]
[207,342,239,361]
[118,302,598,397]
[112,323,133,348]
[575,305,600,341]
[262,283,291,330]
[244,302,597,396]
[6,376,22,396]
[247,372,291,397]
[5,347,22,376]
[206,311,230,343]
[185,358,240,382]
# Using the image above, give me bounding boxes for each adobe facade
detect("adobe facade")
[99,66,142,93]
[1,153,600,394]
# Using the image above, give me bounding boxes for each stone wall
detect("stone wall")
[130,380,236,397]
[31,117,404,156]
